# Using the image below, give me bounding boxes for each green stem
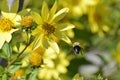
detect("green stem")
[4,31,31,74]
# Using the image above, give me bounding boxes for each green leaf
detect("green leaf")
[10,0,19,13]
[0,52,7,59]
[2,74,7,80]
[8,65,21,73]
[1,0,9,12]
[16,42,20,51]
[0,66,4,75]
[28,68,38,80]
[18,9,31,16]
[2,42,12,59]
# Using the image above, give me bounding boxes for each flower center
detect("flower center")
[42,23,55,36]
[0,18,14,32]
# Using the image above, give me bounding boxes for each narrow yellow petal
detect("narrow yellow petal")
[48,39,59,53]
[49,1,57,22]
[0,34,5,49]
[32,35,42,50]
[12,14,21,26]
[41,37,49,49]
[2,11,21,26]
[61,34,71,45]
[32,26,42,36]
[1,11,15,19]
[31,11,43,25]
[41,1,49,21]
[57,23,75,31]
[55,31,71,44]
[51,8,69,23]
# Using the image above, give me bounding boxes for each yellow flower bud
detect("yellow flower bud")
[29,52,42,67]
[14,69,24,77]
[21,16,33,28]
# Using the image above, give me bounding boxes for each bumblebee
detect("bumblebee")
[73,42,83,55]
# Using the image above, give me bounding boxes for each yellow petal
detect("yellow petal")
[57,65,67,73]
[4,33,12,42]
[0,33,5,49]
[44,59,54,68]
[21,56,29,67]
[55,31,71,44]
[32,35,42,50]
[61,34,71,44]
[117,42,120,53]
[12,14,21,26]
[1,11,15,19]
[41,1,49,21]
[41,37,49,49]
[49,1,57,22]
[57,23,75,31]
[32,26,42,36]
[2,11,21,26]
[48,39,59,53]
[31,11,43,25]
[10,29,18,33]
[51,8,69,23]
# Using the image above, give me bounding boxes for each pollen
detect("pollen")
[0,18,14,32]
[21,16,33,28]
[42,23,55,36]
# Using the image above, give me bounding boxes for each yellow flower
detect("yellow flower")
[72,73,84,80]
[59,0,99,17]
[29,52,42,67]
[88,0,110,37]
[31,1,75,53]
[21,16,33,28]
[14,69,24,78]
[29,46,44,67]
[114,42,120,67]
[0,11,21,49]
[38,47,69,80]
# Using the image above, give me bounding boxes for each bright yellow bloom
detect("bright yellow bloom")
[21,16,33,28]
[14,69,24,78]
[59,0,99,17]
[29,52,42,67]
[0,11,21,49]
[38,47,69,80]
[31,1,75,53]
[88,0,110,37]
[29,46,44,67]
